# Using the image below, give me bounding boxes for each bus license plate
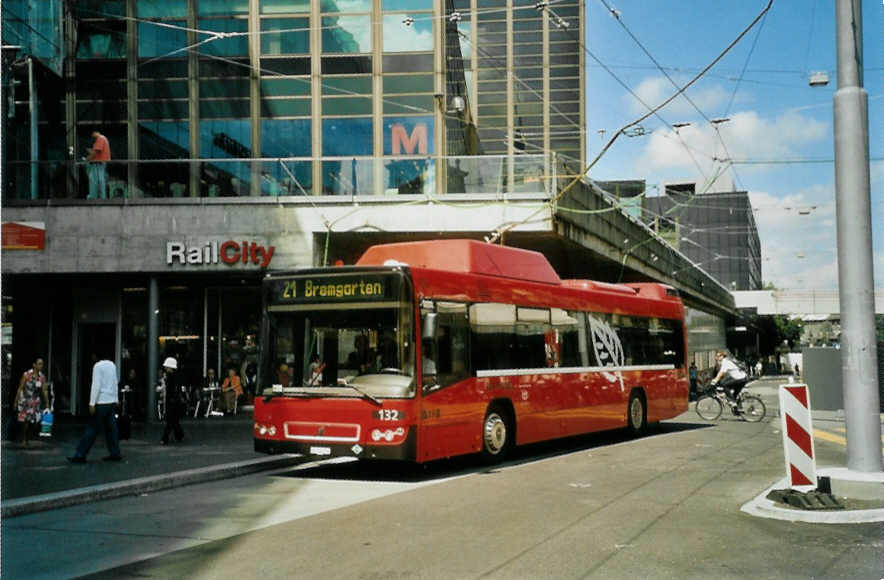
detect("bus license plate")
[310,446,331,456]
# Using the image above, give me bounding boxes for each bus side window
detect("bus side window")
[435,304,470,386]
[556,310,584,367]
[469,303,516,372]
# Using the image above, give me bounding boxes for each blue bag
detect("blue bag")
[39,409,53,437]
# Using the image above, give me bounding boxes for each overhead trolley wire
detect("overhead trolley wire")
[485,0,775,249]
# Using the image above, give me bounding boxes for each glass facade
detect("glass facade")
[2,0,583,200]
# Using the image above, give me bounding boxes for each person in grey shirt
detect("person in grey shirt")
[68,355,122,463]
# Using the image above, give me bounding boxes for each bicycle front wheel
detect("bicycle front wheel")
[740,395,766,422]
[695,394,722,420]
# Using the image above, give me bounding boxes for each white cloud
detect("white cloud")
[382,15,433,53]
[635,110,828,176]
[749,186,839,289]
[626,76,736,118]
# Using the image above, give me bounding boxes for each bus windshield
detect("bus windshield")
[263,294,415,399]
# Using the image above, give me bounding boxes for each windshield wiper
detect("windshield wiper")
[341,379,382,406]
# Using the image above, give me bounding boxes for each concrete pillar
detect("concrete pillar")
[833,0,882,472]
[147,276,159,421]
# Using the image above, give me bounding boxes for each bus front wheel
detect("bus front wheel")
[481,406,512,462]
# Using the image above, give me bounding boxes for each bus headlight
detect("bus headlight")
[371,427,405,442]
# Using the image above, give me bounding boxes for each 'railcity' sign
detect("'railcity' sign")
[166,240,275,268]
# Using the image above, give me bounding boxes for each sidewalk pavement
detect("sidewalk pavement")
[1,411,301,518]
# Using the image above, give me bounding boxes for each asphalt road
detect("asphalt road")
[3,388,883,579]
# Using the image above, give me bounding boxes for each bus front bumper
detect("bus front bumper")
[254,429,416,461]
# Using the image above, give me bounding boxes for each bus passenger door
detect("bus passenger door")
[418,302,474,462]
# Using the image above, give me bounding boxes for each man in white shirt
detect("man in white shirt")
[710,350,749,407]
[68,357,122,463]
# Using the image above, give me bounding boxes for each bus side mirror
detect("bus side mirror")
[422,312,438,340]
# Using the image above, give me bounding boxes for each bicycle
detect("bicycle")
[695,380,766,422]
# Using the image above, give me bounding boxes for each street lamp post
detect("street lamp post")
[833,0,882,472]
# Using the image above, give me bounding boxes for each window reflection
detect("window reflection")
[322,159,374,196]
[383,0,432,9]
[260,0,311,13]
[137,21,186,58]
[139,121,190,158]
[136,0,186,18]
[321,0,372,12]
[261,18,309,55]
[261,161,312,196]
[383,74,434,94]
[138,76,188,108]
[198,0,249,16]
[321,56,372,75]
[261,77,311,97]
[76,21,126,58]
[198,19,249,57]
[382,14,433,52]
[321,118,372,156]
[76,0,126,17]
[200,119,252,159]
[384,158,434,194]
[261,119,311,157]
[321,16,371,53]
[323,76,372,95]
[201,120,252,196]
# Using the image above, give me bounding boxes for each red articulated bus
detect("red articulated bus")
[254,239,688,463]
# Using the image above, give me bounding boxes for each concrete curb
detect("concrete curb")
[741,476,884,524]
[1,455,302,519]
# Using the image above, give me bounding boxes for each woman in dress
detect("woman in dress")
[14,358,49,447]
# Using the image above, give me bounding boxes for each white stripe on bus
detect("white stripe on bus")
[475,364,675,378]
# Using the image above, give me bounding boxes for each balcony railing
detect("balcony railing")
[2,155,553,201]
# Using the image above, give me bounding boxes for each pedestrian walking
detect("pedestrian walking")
[86,130,111,199]
[160,357,185,445]
[689,362,698,399]
[13,358,49,447]
[68,356,122,462]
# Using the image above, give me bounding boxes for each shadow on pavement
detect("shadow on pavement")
[273,422,713,484]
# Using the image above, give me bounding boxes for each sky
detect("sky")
[582,0,882,291]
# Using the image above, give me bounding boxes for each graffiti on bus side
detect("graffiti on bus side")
[587,315,625,392]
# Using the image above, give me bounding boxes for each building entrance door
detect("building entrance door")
[77,323,116,415]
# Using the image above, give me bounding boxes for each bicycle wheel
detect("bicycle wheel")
[695,394,722,420]
[739,394,766,422]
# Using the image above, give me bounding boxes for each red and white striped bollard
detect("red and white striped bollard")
[778,384,817,492]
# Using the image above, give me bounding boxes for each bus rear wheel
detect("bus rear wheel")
[627,392,647,436]
[481,406,512,462]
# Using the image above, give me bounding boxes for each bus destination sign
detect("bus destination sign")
[269,273,401,305]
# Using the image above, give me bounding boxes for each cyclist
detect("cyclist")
[710,350,748,410]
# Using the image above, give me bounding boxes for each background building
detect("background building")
[643,183,762,292]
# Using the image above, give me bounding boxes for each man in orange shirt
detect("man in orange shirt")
[86,130,111,199]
